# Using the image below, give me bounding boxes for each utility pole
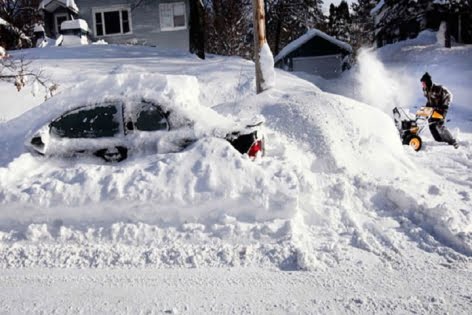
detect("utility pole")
[252,0,266,94]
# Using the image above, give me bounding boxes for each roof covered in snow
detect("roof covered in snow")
[34,24,45,33]
[39,0,79,13]
[61,19,88,31]
[274,29,352,63]
[0,17,8,26]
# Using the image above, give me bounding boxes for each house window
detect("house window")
[93,7,132,36]
[55,13,69,35]
[159,2,186,31]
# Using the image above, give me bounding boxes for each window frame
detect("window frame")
[54,13,69,35]
[159,2,187,32]
[92,6,133,37]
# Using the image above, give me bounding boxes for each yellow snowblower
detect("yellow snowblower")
[392,106,444,151]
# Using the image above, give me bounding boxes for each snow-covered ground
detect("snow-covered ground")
[0,31,471,313]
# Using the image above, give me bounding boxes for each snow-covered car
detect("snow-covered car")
[26,98,265,162]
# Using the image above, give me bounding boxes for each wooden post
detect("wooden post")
[252,0,266,94]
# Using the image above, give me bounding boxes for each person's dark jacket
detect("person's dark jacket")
[423,84,452,116]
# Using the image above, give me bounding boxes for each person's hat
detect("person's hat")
[420,72,432,88]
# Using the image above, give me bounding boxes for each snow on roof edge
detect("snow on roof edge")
[61,19,88,31]
[274,29,352,63]
[34,24,45,32]
[39,0,79,13]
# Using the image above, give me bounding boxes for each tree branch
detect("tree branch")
[0,55,58,99]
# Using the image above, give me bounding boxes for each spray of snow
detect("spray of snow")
[355,49,416,113]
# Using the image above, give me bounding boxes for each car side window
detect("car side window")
[132,102,169,132]
[50,105,121,138]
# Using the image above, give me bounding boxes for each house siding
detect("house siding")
[292,55,344,79]
[75,0,189,50]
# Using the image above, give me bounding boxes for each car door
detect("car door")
[48,102,124,156]
[123,101,175,154]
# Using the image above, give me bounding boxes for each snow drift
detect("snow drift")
[0,41,471,269]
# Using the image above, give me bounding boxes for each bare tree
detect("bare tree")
[0,5,56,99]
[265,0,325,55]
[1,51,57,99]
[203,0,253,58]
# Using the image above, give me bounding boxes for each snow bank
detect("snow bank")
[1,43,471,270]
[0,71,298,224]
[218,88,412,180]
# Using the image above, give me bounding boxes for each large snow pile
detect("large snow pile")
[0,41,471,271]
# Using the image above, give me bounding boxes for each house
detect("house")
[274,29,352,79]
[372,1,472,48]
[38,0,191,50]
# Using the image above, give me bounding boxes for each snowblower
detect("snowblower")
[392,106,445,151]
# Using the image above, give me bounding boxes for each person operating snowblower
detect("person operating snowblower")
[420,72,458,149]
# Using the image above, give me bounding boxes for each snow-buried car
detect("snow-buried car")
[23,74,264,162]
